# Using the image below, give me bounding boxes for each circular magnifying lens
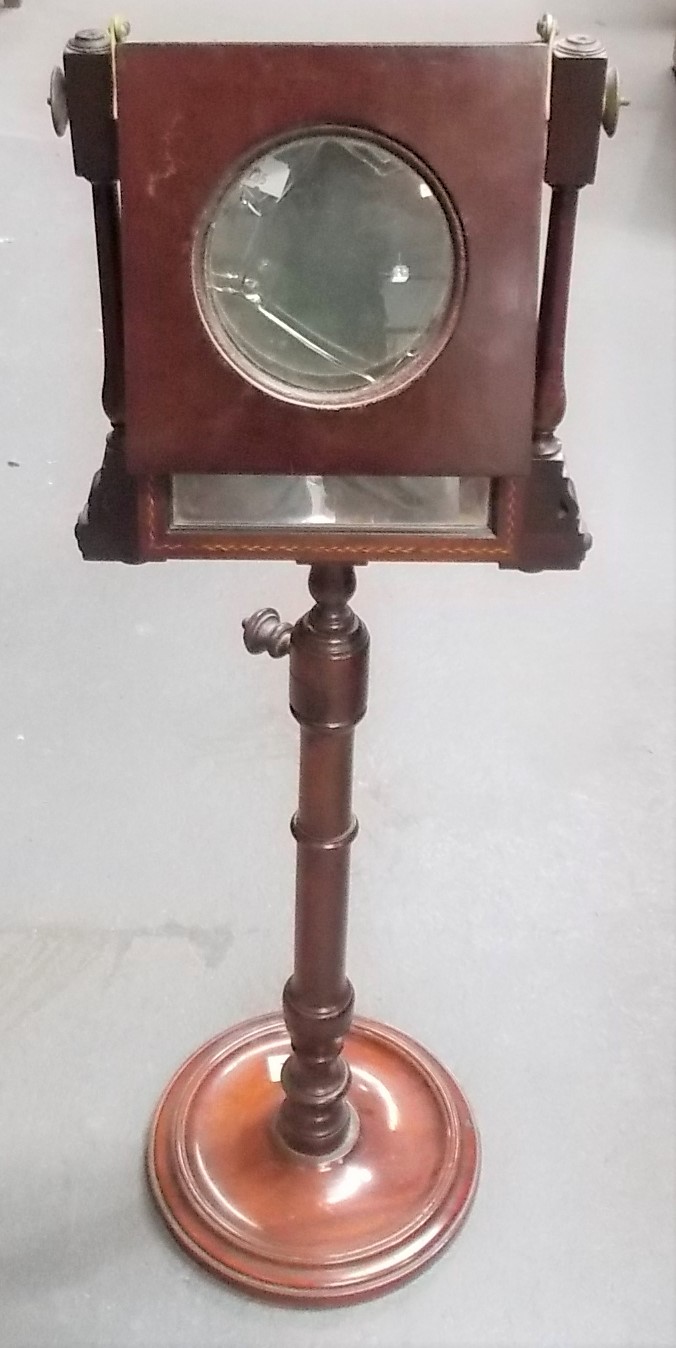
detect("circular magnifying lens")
[197,131,463,407]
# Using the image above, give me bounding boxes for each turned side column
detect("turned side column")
[533,185,579,450]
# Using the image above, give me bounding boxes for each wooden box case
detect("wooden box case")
[57,29,608,569]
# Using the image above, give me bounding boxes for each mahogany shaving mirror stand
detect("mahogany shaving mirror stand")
[51,15,621,1305]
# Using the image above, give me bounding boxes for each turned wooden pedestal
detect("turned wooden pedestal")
[147,566,479,1305]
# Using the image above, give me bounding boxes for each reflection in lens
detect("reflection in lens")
[200,133,457,403]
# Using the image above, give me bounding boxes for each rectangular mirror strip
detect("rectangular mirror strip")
[170,475,492,535]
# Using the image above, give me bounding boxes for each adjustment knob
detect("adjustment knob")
[242,608,292,658]
[602,66,629,137]
[48,67,68,137]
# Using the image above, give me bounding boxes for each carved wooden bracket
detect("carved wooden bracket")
[502,447,592,572]
[74,429,139,563]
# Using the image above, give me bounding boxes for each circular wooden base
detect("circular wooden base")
[148,1014,479,1306]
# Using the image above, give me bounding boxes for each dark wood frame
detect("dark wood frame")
[137,473,520,565]
[58,28,606,573]
[116,41,549,480]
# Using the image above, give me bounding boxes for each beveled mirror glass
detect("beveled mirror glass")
[170,476,491,534]
[197,132,460,405]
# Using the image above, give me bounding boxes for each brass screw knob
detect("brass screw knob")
[242,608,292,659]
[48,66,68,136]
[110,15,131,42]
[536,13,558,43]
[602,66,629,137]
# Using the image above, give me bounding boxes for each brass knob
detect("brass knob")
[110,15,131,42]
[242,608,292,659]
[48,66,68,137]
[536,13,558,43]
[602,66,629,137]
[66,28,110,53]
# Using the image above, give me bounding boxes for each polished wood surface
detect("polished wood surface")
[146,565,479,1301]
[545,37,607,188]
[136,473,519,565]
[510,175,594,572]
[92,183,125,429]
[533,186,579,444]
[148,1014,479,1305]
[62,30,117,183]
[62,31,604,570]
[117,41,547,479]
[278,566,368,1157]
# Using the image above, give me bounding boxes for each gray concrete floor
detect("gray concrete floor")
[1,3,675,1346]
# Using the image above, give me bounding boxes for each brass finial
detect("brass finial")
[536,14,558,43]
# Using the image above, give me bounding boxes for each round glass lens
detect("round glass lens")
[199,133,458,404]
